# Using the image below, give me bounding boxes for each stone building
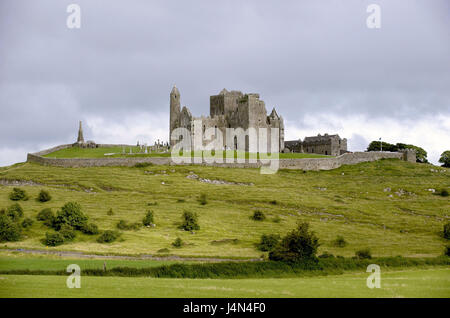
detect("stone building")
[285,133,347,156]
[169,86,285,152]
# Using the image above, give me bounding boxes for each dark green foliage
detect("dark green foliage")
[117,220,141,231]
[6,203,24,221]
[180,211,200,231]
[9,188,28,201]
[269,222,320,263]
[252,210,266,221]
[81,223,99,235]
[176,199,185,203]
[97,230,120,243]
[107,208,114,216]
[0,214,22,242]
[157,248,170,254]
[257,234,280,252]
[269,200,278,205]
[443,222,450,240]
[366,141,428,163]
[36,208,55,227]
[439,189,449,197]
[439,150,450,167]
[44,231,64,246]
[198,193,207,205]
[21,217,34,228]
[355,248,372,259]
[318,252,335,258]
[272,216,281,223]
[172,237,183,248]
[134,162,153,168]
[53,202,88,230]
[445,246,450,257]
[59,224,76,241]
[37,190,51,202]
[142,211,154,226]
[333,235,347,247]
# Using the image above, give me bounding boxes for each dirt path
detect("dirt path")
[1,248,262,263]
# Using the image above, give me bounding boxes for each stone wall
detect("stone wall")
[27,145,413,170]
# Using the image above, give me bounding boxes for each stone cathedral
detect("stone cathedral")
[169,86,285,152]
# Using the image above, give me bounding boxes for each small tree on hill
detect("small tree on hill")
[439,151,450,168]
[180,211,200,231]
[269,222,320,262]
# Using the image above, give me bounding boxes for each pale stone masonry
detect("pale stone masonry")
[285,133,348,156]
[169,86,285,152]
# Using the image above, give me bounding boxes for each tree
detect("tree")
[53,202,88,230]
[439,151,450,168]
[269,222,320,262]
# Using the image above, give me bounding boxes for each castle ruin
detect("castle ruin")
[285,134,348,156]
[169,86,285,152]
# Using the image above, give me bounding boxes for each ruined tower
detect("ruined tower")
[77,121,84,143]
[169,85,181,146]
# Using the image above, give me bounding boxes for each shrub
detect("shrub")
[6,203,24,221]
[107,208,114,216]
[269,222,320,263]
[0,214,22,242]
[97,230,120,243]
[81,223,99,235]
[445,246,450,257]
[272,216,281,223]
[44,231,64,246]
[257,234,280,252]
[252,210,266,221]
[269,200,278,205]
[172,237,184,248]
[444,222,450,240]
[59,224,76,241]
[143,211,154,226]
[117,220,141,231]
[157,248,170,254]
[333,235,347,248]
[21,217,34,228]
[440,189,449,197]
[53,202,88,230]
[134,162,153,168]
[37,208,55,227]
[37,190,52,202]
[355,248,372,259]
[198,193,207,205]
[9,188,28,201]
[180,211,200,231]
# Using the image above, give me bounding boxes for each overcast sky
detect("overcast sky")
[0,0,449,166]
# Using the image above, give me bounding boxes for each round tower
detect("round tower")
[170,85,181,146]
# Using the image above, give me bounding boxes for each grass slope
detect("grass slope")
[0,159,448,257]
[1,268,449,298]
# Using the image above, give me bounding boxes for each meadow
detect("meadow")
[1,267,449,298]
[0,159,448,258]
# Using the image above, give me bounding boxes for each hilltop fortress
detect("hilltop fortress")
[169,86,285,152]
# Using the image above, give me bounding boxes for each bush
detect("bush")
[59,224,76,241]
[21,217,34,228]
[143,211,154,226]
[445,246,450,257]
[0,214,22,242]
[172,237,184,248]
[440,189,449,197]
[6,203,24,221]
[444,222,450,240]
[269,200,278,205]
[318,252,335,258]
[107,208,114,216]
[438,150,450,168]
[53,202,88,230]
[9,188,28,201]
[355,248,372,259]
[37,208,55,227]
[97,230,120,243]
[269,222,320,263]
[134,162,153,168]
[44,231,64,246]
[333,235,347,248]
[257,234,280,252]
[272,216,281,223]
[252,210,266,221]
[81,223,99,235]
[117,220,141,231]
[180,211,200,231]
[37,190,52,202]
[198,193,207,205]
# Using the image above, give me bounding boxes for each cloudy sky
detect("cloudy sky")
[0,0,449,166]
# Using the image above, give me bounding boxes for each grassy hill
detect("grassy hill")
[0,159,448,258]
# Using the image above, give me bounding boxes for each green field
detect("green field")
[1,268,449,298]
[0,159,448,258]
[42,146,329,159]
